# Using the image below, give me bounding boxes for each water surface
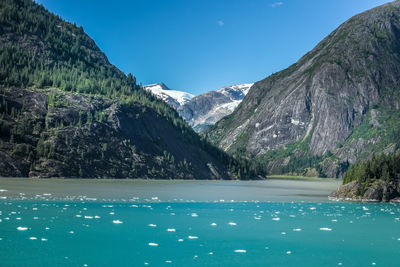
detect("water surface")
[1,178,399,266]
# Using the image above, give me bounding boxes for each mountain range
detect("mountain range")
[206,1,400,178]
[145,82,253,132]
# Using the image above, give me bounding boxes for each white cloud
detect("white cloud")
[217,20,224,26]
[271,2,283,7]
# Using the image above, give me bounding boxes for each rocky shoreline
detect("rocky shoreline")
[329,180,400,203]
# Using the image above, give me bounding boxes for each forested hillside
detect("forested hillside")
[0,0,265,179]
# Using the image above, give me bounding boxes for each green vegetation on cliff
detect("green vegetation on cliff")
[343,151,400,185]
[0,0,266,179]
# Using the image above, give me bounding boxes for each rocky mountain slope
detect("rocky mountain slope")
[0,0,261,179]
[206,1,400,178]
[179,83,253,132]
[143,83,194,109]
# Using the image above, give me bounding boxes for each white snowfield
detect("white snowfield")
[144,83,194,107]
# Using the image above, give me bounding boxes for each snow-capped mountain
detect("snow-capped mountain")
[144,82,253,132]
[144,83,194,109]
[178,83,254,132]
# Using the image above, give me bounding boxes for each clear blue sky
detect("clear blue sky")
[36,0,390,95]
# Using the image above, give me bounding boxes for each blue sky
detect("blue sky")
[36,0,390,95]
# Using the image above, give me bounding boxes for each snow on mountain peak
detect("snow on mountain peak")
[144,83,194,108]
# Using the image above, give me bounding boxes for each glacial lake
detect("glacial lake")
[0,178,400,266]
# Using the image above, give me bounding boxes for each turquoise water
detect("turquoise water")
[1,201,400,266]
[0,179,399,266]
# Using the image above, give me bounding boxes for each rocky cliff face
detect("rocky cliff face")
[0,87,235,179]
[206,1,400,177]
[329,180,400,202]
[178,83,253,132]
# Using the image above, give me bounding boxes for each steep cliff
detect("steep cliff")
[206,1,400,177]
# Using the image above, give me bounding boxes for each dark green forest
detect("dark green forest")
[0,0,267,179]
[343,151,400,185]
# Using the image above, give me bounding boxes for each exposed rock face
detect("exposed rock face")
[0,87,234,179]
[207,2,400,176]
[330,180,400,202]
[178,83,253,132]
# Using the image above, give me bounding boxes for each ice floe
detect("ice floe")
[148,242,158,246]
[17,226,28,231]
[188,235,198,239]
[234,249,246,253]
[320,228,332,231]
[112,220,123,224]
[167,229,176,232]
[228,222,237,226]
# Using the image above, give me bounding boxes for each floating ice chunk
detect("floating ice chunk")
[113,220,123,224]
[69,231,74,234]
[29,237,37,240]
[16,217,21,220]
[33,217,38,220]
[210,222,217,226]
[372,262,376,265]
[130,205,138,208]
[148,242,158,246]
[332,219,338,222]
[188,236,198,239]
[45,227,50,230]
[209,252,214,255]
[167,229,176,232]
[281,232,286,235]
[293,228,302,232]
[151,197,159,200]
[148,224,157,227]
[165,260,172,263]
[228,222,237,226]
[286,251,292,254]
[310,207,316,210]
[109,212,115,215]
[94,216,101,219]
[41,238,48,241]
[362,206,369,211]
[0,196,7,199]
[84,216,93,219]
[0,189,7,192]
[75,215,82,218]
[178,239,184,242]
[272,218,280,221]
[234,250,246,253]
[397,238,400,241]
[17,227,28,231]
[191,213,198,217]
[320,228,332,231]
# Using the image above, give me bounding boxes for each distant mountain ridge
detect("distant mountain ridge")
[144,82,253,132]
[179,83,253,132]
